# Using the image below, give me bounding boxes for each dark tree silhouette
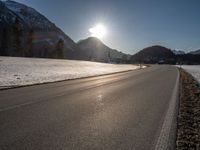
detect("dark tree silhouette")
[122,54,128,64]
[12,17,23,56]
[27,29,34,57]
[43,46,49,58]
[1,27,8,56]
[55,38,64,58]
[108,50,111,62]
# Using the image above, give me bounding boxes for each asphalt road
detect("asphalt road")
[0,65,179,150]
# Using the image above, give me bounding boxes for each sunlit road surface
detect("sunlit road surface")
[0,65,178,150]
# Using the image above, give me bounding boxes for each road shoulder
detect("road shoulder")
[154,67,179,150]
[176,68,200,149]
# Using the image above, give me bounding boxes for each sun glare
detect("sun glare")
[89,23,107,39]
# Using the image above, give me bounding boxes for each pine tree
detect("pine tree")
[12,17,23,56]
[1,27,8,56]
[55,38,64,59]
[43,46,49,58]
[27,29,34,57]
[108,50,111,62]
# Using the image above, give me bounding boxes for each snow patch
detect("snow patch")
[180,65,200,84]
[0,57,140,89]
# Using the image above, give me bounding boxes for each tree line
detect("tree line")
[0,17,65,59]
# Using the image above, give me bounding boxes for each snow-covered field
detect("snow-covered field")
[181,65,200,83]
[0,57,140,89]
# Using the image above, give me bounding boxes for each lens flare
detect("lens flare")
[89,23,107,39]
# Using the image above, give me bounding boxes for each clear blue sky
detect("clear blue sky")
[15,0,200,54]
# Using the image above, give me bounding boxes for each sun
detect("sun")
[89,23,107,39]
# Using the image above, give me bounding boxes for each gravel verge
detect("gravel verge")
[176,69,200,149]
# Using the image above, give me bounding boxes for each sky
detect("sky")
[14,0,200,54]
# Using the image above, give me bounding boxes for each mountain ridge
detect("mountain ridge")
[0,0,130,63]
[2,0,199,64]
[0,0,79,58]
[189,49,200,55]
[131,45,176,64]
[77,37,130,63]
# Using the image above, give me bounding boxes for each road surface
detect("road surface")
[0,65,179,150]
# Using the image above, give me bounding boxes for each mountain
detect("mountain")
[189,49,200,55]
[77,37,130,63]
[131,45,175,64]
[172,50,185,55]
[0,0,78,58]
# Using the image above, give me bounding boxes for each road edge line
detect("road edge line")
[154,68,180,150]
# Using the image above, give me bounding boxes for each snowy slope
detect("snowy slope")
[5,0,56,30]
[172,50,185,55]
[181,65,200,83]
[189,49,200,55]
[0,57,140,89]
[0,0,77,55]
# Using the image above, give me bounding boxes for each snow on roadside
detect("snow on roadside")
[180,65,200,84]
[0,57,140,89]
